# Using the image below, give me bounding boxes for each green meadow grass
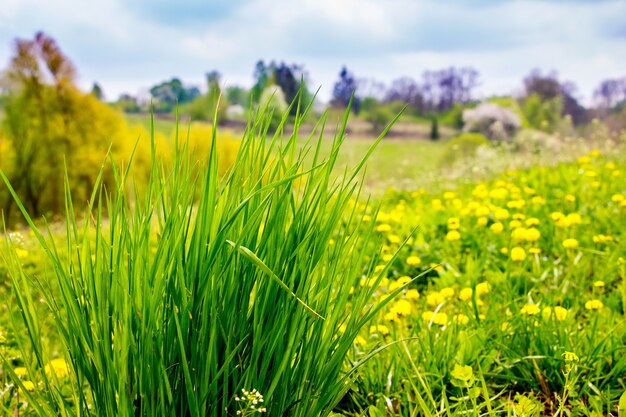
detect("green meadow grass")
[2,101,626,416]
[0,101,419,416]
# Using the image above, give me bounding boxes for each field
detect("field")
[1,110,626,416]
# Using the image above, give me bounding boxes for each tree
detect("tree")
[0,32,136,222]
[332,66,360,113]
[225,85,250,107]
[149,77,200,113]
[91,82,104,101]
[251,61,311,114]
[522,70,587,125]
[594,77,626,110]
[421,67,479,112]
[385,77,425,112]
[430,117,439,140]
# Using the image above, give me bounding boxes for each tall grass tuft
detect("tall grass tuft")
[1,98,404,416]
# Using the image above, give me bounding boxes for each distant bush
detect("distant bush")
[259,84,288,131]
[463,102,521,140]
[440,132,490,166]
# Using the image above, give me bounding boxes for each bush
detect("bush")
[259,84,288,131]
[463,102,521,141]
[440,132,490,166]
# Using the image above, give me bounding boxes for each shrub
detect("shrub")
[259,84,288,131]
[463,102,521,141]
[440,132,490,166]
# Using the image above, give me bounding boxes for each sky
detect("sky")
[1,0,625,105]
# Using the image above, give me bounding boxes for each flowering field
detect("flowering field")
[1,116,625,416]
[341,149,626,415]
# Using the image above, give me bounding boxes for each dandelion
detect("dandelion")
[426,291,445,306]
[446,230,461,241]
[369,324,390,336]
[440,287,455,298]
[447,217,460,230]
[375,224,391,233]
[494,208,510,220]
[453,314,469,325]
[490,222,504,234]
[562,238,579,249]
[542,306,568,321]
[405,289,419,300]
[593,280,605,288]
[585,299,603,310]
[19,381,36,393]
[406,255,422,266]
[459,287,473,301]
[45,358,70,378]
[476,282,491,296]
[520,304,540,315]
[510,247,526,262]
[529,247,542,255]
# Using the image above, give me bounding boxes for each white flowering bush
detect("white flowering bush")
[463,102,521,141]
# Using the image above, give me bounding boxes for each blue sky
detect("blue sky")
[1,0,625,104]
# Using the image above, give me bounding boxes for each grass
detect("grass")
[1,102,626,416]
[0,101,413,416]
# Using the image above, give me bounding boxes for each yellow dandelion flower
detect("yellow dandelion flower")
[392,299,412,316]
[459,287,473,301]
[20,381,36,393]
[490,222,504,234]
[611,194,625,203]
[453,314,470,325]
[45,358,70,378]
[427,291,445,306]
[447,217,460,230]
[531,196,546,205]
[375,224,391,233]
[593,280,605,288]
[354,336,367,346]
[388,234,401,244]
[562,238,579,249]
[476,282,491,296]
[520,304,540,315]
[585,299,604,310]
[565,194,576,203]
[529,247,542,254]
[384,311,399,321]
[406,289,420,300]
[551,211,565,221]
[525,217,540,226]
[542,306,568,321]
[477,216,488,226]
[524,227,541,242]
[446,230,461,241]
[369,325,390,335]
[494,208,510,220]
[510,247,526,262]
[14,367,28,377]
[440,287,455,298]
[565,213,582,225]
[406,255,422,266]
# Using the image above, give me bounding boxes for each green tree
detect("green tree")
[430,117,440,140]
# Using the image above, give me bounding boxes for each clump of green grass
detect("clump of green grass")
[1,98,407,416]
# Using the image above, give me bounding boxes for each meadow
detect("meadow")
[1,105,626,417]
